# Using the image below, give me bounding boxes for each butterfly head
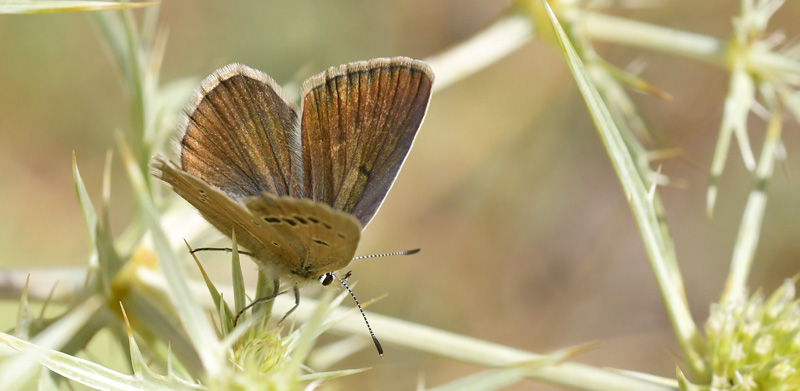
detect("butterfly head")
[318,270,353,286]
[318,272,335,286]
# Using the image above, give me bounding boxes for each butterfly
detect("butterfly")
[150,57,434,353]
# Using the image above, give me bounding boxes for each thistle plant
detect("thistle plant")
[1,1,799,390]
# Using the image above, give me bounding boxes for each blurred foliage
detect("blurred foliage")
[1,1,800,390]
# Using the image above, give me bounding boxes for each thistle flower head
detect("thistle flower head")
[701,279,800,391]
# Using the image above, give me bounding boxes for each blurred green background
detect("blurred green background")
[1,1,799,390]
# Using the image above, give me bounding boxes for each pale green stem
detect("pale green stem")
[426,8,800,86]
[723,94,783,298]
[425,15,533,92]
[749,49,800,78]
[270,295,678,391]
[708,61,756,215]
[580,12,728,66]
[579,11,800,78]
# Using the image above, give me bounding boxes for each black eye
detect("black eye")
[319,273,334,286]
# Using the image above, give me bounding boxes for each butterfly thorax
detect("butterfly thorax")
[251,253,349,286]
[290,261,339,281]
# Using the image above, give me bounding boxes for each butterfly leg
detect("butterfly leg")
[277,286,301,324]
[233,279,286,326]
[190,247,254,257]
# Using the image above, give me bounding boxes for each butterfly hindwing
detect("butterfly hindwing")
[300,57,434,227]
[242,194,361,279]
[178,63,303,200]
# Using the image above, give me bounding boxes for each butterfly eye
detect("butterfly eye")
[319,273,334,286]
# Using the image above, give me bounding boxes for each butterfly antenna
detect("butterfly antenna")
[352,248,420,261]
[334,272,384,357]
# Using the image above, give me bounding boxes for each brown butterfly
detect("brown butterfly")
[151,57,434,355]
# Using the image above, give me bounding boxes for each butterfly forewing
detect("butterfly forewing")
[179,64,303,200]
[300,57,434,227]
[152,155,298,261]
[153,155,360,279]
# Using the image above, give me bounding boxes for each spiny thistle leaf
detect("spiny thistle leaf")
[0,331,202,391]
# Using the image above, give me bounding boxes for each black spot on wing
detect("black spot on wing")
[312,239,331,247]
[263,216,281,224]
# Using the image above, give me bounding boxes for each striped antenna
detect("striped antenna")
[353,248,420,261]
[335,272,384,357]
